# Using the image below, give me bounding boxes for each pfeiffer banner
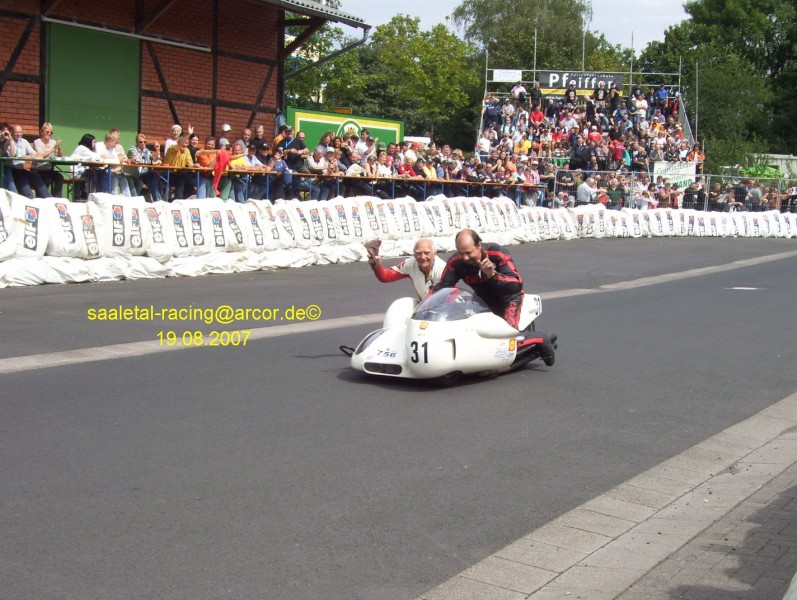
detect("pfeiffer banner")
[538,71,623,92]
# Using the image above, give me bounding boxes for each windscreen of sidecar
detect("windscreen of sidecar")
[412,288,492,322]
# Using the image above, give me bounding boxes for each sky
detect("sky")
[337,0,688,53]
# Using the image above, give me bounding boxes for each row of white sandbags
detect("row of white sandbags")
[567,204,797,239]
[0,189,795,287]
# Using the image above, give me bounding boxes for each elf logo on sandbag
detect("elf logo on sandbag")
[145,208,165,243]
[130,208,142,248]
[81,214,100,257]
[655,212,663,234]
[576,214,584,237]
[226,210,244,244]
[442,200,454,227]
[631,214,640,236]
[55,202,75,244]
[454,203,463,229]
[542,212,551,236]
[335,205,350,236]
[710,217,718,237]
[112,205,125,246]
[424,206,437,232]
[211,211,225,247]
[496,205,508,228]
[622,217,629,238]
[698,217,706,236]
[752,217,760,237]
[295,207,311,240]
[247,211,265,245]
[469,202,482,227]
[399,204,410,232]
[23,206,39,250]
[388,202,404,232]
[363,201,378,232]
[597,209,606,234]
[171,210,188,247]
[322,206,336,238]
[436,205,448,231]
[484,201,499,227]
[277,209,295,239]
[308,208,323,240]
[667,211,674,232]
[376,204,389,234]
[189,208,204,245]
[350,206,362,237]
[409,204,420,231]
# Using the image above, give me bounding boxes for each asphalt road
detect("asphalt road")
[1,238,795,599]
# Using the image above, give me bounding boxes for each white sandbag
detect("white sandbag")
[220,201,250,251]
[607,210,632,238]
[371,198,404,241]
[326,199,357,244]
[82,256,127,282]
[517,207,540,242]
[87,193,149,257]
[438,197,464,233]
[621,208,648,237]
[111,256,171,280]
[0,189,14,261]
[271,199,315,249]
[44,200,97,259]
[4,191,52,259]
[260,247,317,269]
[704,213,724,237]
[41,256,96,283]
[552,207,577,241]
[730,212,751,237]
[140,202,176,262]
[422,198,451,237]
[768,211,789,238]
[781,212,797,238]
[0,257,62,286]
[170,198,225,255]
[258,202,297,250]
[198,198,247,253]
[538,208,559,240]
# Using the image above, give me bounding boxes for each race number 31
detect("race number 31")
[410,340,428,363]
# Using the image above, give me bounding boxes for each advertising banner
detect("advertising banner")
[653,161,698,188]
[286,107,404,147]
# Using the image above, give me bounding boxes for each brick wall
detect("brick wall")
[0,0,283,143]
[0,13,41,133]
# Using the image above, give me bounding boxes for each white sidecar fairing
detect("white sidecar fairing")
[350,288,542,379]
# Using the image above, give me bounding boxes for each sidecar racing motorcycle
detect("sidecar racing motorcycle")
[341,287,557,383]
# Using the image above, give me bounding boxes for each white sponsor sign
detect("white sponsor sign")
[653,161,698,187]
[493,69,523,83]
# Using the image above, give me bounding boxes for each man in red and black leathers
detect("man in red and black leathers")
[431,229,524,328]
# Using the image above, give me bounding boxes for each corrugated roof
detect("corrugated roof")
[261,0,369,29]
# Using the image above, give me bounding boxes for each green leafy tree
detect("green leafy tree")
[326,16,479,139]
[451,0,592,69]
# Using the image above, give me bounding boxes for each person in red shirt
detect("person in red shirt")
[529,105,545,126]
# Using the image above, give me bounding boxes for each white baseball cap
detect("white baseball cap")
[221,123,232,132]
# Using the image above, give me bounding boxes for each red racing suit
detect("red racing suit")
[431,243,524,328]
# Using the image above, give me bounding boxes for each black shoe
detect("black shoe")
[538,338,556,367]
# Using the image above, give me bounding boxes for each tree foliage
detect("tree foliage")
[639,0,796,158]
[285,0,795,159]
[451,0,592,70]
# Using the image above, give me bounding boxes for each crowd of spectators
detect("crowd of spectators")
[2,101,795,212]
